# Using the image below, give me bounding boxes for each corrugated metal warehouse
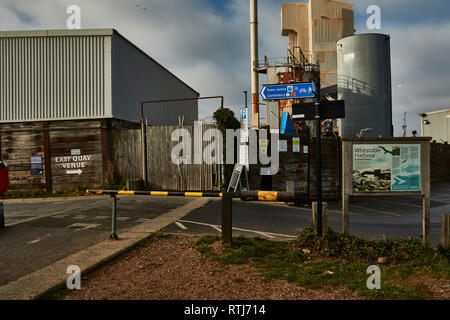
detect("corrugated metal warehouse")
[0,29,199,193]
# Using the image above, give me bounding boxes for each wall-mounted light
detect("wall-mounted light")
[423,120,431,125]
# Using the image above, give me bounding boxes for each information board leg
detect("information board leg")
[442,214,449,248]
[342,195,349,235]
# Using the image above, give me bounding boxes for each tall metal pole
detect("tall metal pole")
[243,91,248,109]
[315,100,323,237]
[141,117,148,187]
[250,0,259,129]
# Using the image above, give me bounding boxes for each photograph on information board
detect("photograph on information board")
[353,144,421,192]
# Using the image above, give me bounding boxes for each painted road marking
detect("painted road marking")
[117,217,130,221]
[431,191,450,199]
[93,216,109,220]
[349,204,401,217]
[375,198,423,209]
[137,218,151,223]
[66,223,101,232]
[210,225,222,233]
[175,221,187,230]
[6,199,108,227]
[51,215,69,219]
[74,215,89,219]
[178,220,297,239]
[27,234,51,245]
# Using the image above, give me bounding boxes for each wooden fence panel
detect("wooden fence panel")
[0,123,46,192]
[113,129,142,182]
[147,124,221,191]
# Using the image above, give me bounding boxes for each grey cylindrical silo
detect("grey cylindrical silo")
[337,34,393,138]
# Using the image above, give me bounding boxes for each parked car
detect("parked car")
[0,161,9,196]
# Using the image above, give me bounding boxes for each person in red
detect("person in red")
[0,161,8,196]
[0,160,7,228]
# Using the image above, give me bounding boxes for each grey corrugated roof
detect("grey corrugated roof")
[0,28,199,96]
[0,29,114,38]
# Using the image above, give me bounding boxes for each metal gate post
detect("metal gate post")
[221,193,233,245]
[110,195,119,240]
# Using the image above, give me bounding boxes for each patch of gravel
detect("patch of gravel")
[64,234,361,300]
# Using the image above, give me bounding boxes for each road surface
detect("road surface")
[161,181,450,247]
[0,196,193,286]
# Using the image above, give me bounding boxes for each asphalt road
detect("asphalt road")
[0,196,193,286]
[0,182,448,286]
[161,181,450,247]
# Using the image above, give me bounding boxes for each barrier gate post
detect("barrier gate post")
[110,195,119,240]
[221,193,233,245]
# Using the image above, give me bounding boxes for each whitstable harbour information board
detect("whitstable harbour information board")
[352,144,421,193]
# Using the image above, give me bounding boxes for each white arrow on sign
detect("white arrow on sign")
[394,176,407,185]
[260,86,267,100]
[67,169,83,175]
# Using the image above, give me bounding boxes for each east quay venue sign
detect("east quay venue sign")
[54,150,92,175]
[352,144,421,192]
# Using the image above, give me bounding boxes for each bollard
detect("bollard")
[312,201,328,239]
[126,179,135,191]
[221,193,233,245]
[110,195,119,240]
[0,202,4,229]
[442,214,450,248]
[286,181,295,193]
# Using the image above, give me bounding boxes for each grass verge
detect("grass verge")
[194,227,450,300]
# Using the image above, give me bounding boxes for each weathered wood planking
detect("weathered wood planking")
[147,124,221,191]
[249,136,341,200]
[113,129,142,181]
[0,122,46,191]
[49,121,104,192]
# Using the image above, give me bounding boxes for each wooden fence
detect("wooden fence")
[146,124,222,191]
[249,135,341,200]
[113,128,142,182]
[251,138,448,200]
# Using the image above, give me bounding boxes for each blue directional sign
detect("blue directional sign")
[260,82,318,100]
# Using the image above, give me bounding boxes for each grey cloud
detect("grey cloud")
[0,0,448,132]
[352,0,450,29]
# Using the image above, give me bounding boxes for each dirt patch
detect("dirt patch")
[64,234,361,300]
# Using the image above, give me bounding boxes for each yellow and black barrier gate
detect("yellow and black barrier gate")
[87,189,305,243]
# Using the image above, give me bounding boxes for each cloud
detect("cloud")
[0,0,448,136]
[351,0,450,29]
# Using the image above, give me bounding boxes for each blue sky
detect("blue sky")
[1,0,449,136]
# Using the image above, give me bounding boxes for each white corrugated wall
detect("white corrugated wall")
[0,35,109,122]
